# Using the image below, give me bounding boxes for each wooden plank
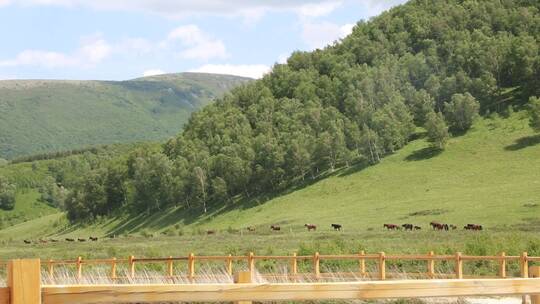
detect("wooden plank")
[234,271,252,304]
[530,266,540,304]
[8,259,41,304]
[42,278,540,304]
[0,287,9,304]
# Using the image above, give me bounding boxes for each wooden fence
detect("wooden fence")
[1,251,539,281]
[0,253,540,304]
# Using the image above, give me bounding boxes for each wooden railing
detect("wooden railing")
[1,251,538,281]
[0,260,540,304]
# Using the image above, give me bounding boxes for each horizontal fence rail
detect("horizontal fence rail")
[40,278,540,304]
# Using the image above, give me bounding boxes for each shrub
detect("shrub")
[0,176,16,210]
[444,93,480,132]
[424,111,449,149]
[528,96,540,132]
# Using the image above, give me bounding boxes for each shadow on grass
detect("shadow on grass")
[504,134,540,151]
[405,146,443,161]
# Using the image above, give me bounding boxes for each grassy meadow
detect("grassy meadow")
[0,111,539,262]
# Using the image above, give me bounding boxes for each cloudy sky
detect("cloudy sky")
[0,0,406,80]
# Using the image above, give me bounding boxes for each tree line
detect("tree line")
[5,0,540,219]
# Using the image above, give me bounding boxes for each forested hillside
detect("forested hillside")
[2,0,539,226]
[0,73,250,159]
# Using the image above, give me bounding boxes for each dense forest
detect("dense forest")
[2,0,539,222]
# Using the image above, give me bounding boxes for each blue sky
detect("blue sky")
[0,0,406,80]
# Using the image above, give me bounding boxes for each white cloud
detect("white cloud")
[0,0,11,6]
[0,35,112,68]
[190,64,270,79]
[301,21,355,50]
[362,0,406,17]
[165,25,228,61]
[298,1,342,18]
[2,0,347,19]
[143,69,165,77]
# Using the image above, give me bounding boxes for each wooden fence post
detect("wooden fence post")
[8,259,41,304]
[129,255,135,278]
[226,254,233,276]
[521,252,529,304]
[48,259,54,278]
[167,256,173,277]
[234,271,252,304]
[379,252,386,280]
[313,252,321,279]
[427,251,435,279]
[520,252,529,278]
[290,252,298,276]
[455,252,463,279]
[529,266,540,304]
[188,253,195,280]
[248,252,255,275]
[499,252,506,279]
[76,256,82,280]
[110,257,117,280]
[359,251,366,277]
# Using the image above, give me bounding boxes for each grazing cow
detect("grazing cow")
[384,224,400,230]
[50,239,59,243]
[77,238,86,242]
[414,226,422,230]
[39,239,48,244]
[464,224,483,231]
[331,224,342,231]
[24,239,32,244]
[247,226,256,232]
[206,230,216,235]
[65,238,75,242]
[304,224,317,231]
[270,225,281,231]
[89,236,98,241]
[430,221,442,229]
[402,224,414,231]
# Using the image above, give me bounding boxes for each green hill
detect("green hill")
[0,73,251,159]
[1,113,539,258]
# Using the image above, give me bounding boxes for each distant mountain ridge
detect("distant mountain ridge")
[0,73,251,159]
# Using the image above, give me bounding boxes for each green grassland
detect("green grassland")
[0,112,539,260]
[0,73,250,159]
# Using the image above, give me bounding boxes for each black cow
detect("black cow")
[331,224,342,231]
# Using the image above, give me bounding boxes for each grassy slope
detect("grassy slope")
[0,73,250,159]
[0,112,539,259]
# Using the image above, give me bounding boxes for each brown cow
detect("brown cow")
[384,224,399,230]
[304,224,317,231]
[270,225,281,231]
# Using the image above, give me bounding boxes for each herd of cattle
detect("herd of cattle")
[250,222,483,234]
[23,222,484,243]
[383,222,483,231]
[23,236,99,244]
